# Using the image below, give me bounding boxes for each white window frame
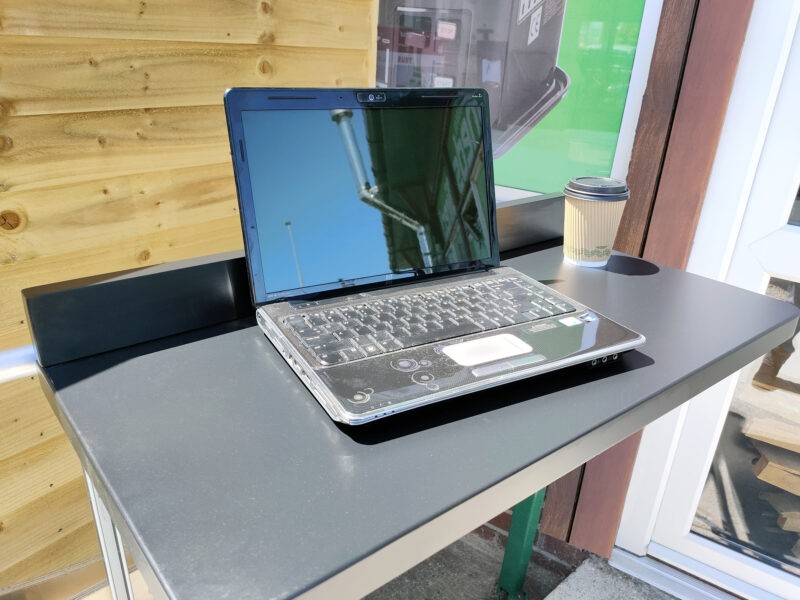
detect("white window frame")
[613,1,800,598]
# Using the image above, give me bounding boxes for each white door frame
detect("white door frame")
[613,1,800,598]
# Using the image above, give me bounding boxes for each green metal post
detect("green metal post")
[496,488,547,599]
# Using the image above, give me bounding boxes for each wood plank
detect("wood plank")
[0,376,63,463]
[754,442,800,477]
[760,492,800,533]
[743,418,800,454]
[365,0,379,87]
[538,466,582,540]
[0,35,370,116]
[780,515,800,533]
[546,0,702,552]
[0,435,84,517]
[568,430,642,558]
[0,378,97,593]
[753,442,800,496]
[0,106,229,193]
[1,212,243,349]
[1,163,238,265]
[2,559,106,600]
[0,0,375,49]
[643,0,754,269]
[614,0,698,257]
[753,460,800,495]
[0,522,100,592]
[0,476,95,574]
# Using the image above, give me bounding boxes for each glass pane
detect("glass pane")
[692,275,800,575]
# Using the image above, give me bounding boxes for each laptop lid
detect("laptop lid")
[224,88,500,306]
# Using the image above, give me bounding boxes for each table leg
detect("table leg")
[84,471,134,600]
[496,488,547,599]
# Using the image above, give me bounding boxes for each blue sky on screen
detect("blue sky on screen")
[242,109,391,292]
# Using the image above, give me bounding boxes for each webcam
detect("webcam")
[357,92,386,103]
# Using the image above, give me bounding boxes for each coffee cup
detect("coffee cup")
[563,177,629,268]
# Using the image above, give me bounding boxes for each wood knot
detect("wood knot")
[338,25,345,32]
[88,57,99,67]
[0,99,14,122]
[258,31,276,45]
[260,1,273,15]
[137,249,151,262]
[0,135,12,153]
[138,1,147,16]
[97,136,107,147]
[0,210,23,231]
[258,58,273,75]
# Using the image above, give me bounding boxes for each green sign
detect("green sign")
[494,0,646,193]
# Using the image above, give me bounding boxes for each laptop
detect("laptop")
[224,87,645,425]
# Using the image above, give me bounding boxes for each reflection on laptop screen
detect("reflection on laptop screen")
[240,105,493,297]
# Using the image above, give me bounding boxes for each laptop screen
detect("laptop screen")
[226,89,499,304]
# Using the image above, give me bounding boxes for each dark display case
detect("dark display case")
[376,0,570,156]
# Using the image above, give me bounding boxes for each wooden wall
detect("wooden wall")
[0,0,377,592]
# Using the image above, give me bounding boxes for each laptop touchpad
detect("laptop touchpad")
[443,334,532,367]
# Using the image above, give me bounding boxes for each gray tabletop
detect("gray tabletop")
[37,247,799,599]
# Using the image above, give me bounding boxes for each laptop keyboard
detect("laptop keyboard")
[283,276,576,366]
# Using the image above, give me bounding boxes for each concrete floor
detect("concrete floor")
[367,531,676,600]
[544,556,676,600]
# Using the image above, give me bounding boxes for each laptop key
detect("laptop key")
[322,322,346,334]
[510,310,534,325]
[316,351,346,366]
[359,343,383,356]
[302,333,338,348]
[472,314,500,329]
[372,329,395,343]
[307,314,328,327]
[405,320,481,347]
[340,346,366,361]
[314,339,351,354]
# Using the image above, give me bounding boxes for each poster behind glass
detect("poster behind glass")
[376,0,646,193]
